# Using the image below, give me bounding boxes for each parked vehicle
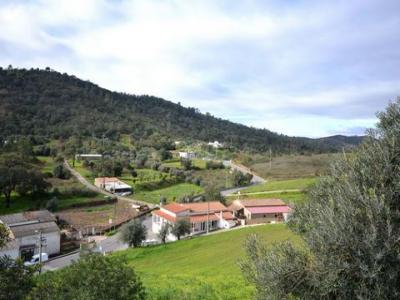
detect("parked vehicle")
[24,253,49,266]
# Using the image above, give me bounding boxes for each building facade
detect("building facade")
[152,202,236,241]
[0,210,61,261]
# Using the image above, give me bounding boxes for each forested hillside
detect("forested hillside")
[0,67,362,153]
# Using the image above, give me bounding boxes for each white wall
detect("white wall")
[18,231,60,256]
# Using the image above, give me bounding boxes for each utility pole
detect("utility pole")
[206,201,210,234]
[37,230,44,274]
[269,147,272,169]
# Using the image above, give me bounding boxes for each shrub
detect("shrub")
[53,164,71,179]
[120,220,147,247]
[46,197,58,212]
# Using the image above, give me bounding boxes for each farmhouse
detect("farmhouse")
[229,199,291,224]
[94,177,132,196]
[0,210,60,261]
[178,151,196,159]
[75,153,102,160]
[208,141,224,148]
[152,202,236,240]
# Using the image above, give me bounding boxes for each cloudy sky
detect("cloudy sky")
[0,0,398,137]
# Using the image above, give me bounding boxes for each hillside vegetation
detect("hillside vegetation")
[0,67,362,153]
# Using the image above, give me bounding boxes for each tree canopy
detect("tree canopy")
[240,99,400,299]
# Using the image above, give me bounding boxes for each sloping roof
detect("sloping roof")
[11,221,60,238]
[94,177,120,185]
[237,199,286,207]
[0,210,56,226]
[190,214,219,223]
[161,202,228,214]
[247,206,291,214]
[152,209,177,223]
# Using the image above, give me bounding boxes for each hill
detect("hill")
[0,67,362,153]
[114,224,300,299]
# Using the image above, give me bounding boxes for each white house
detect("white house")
[152,202,236,241]
[94,177,132,196]
[0,210,60,261]
[208,141,224,149]
[178,151,196,159]
[75,154,103,160]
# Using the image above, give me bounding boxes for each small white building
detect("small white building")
[178,151,196,159]
[152,202,236,241]
[208,141,224,149]
[94,177,132,196]
[75,154,103,160]
[0,210,60,261]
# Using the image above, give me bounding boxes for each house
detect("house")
[152,202,236,240]
[0,210,60,261]
[94,177,132,196]
[208,141,224,149]
[75,153,103,160]
[178,151,196,159]
[229,199,291,225]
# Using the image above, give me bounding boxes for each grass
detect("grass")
[227,191,307,205]
[116,224,300,299]
[132,183,204,204]
[244,153,339,179]
[239,177,316,193]
[193,168,234,190]
[162,159,207,170]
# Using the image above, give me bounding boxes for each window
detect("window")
[200,222,206,231]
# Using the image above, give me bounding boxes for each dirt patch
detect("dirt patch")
[57,199,139,234]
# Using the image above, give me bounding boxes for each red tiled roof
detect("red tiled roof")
[247,206,291,214]
[161,202,228,214]
[219,211,235,220]
[152,209,176,223]
[162,203,190,213]
[190,214,219,223]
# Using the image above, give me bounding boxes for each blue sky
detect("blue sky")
[0,0,399,137]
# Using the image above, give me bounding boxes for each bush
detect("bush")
[53,164,71,179]
[205,160,224,170]
[46,197,58,212]
[120,220,147,247]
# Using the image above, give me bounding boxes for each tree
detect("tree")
[240,99,400,299]
[0,166,26,208]
[52,164,71,179]
[180,158,192,170]
[158,223,170,244]
[232,170,253,187]
[113,161,123,177]
[159,196,167,205]
[46,197,58,212]
[171,219,191,240]
[28,254,145,300]
[0,223,10,249]
[0,256,38,300]
[204,184,224,203]
[120,220,147,247]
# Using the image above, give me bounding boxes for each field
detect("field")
[162,158,207,169]
[0,157,101,215]
[132,183,204,204]
[243,153,339,179]
[116,224,300,299]
[193,168,234,190]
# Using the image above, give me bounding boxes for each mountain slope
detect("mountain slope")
[0,67,362,152]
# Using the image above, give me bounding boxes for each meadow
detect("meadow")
[116,224,300,299]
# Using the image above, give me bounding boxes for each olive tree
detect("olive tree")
[239,99,400,299]
[171,219,191,240]
[120,220,147,247]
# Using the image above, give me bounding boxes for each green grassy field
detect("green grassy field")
[116,224,300,299]
[193,168,234,190]
[240,177,316,193]
[132,183,204,204]
[227,191,307,205]
[162,158,207,169]
[243,153,338,179]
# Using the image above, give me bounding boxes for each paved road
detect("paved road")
[223,160,266,184]
[64,160,155,209]
[43,216,156,272]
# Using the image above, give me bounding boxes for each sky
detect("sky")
[0,0,399,137]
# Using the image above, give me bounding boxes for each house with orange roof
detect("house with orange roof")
[152,202,236,240]
[229,199,292,225]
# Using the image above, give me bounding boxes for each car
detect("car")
[24,253,49,266]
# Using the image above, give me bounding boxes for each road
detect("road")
[221,160,266,196]
[64,160,155,209]
[43,215,155,271]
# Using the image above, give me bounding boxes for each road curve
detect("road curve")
[63,160,155,209]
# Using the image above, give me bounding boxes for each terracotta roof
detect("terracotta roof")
[247,206,291,214]
[94,177,119,184]
[219,211,235,220]
[190,214,219,223]
[162,203,190,213]
[237,199,286,207]
[152,209,177,223]
[162,202,228,214]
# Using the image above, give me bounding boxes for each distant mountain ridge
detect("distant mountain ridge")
[0,67,363,153]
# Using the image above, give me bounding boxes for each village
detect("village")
[0,140,296,270]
